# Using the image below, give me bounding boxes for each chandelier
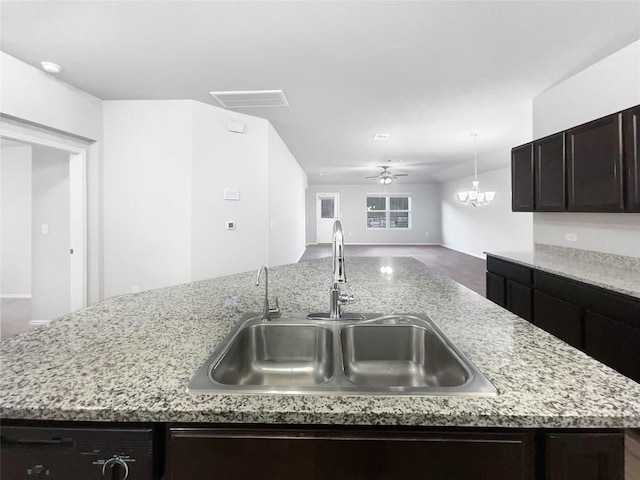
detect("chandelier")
[457,133,495,207]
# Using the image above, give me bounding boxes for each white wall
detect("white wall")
[306,183,442,245]
[102,101,193,297]
[31,146,70,321]
[441,166,533,258]
[1,52,103,306]
[532,39,640,257]
[1,144,32,296]
[0,52,103,141]
[268,123,308,266]
[190,101,269,281]
[103,100,307,296]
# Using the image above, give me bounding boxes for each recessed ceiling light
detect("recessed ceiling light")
[373,134,390,140]
[41,61,62,73]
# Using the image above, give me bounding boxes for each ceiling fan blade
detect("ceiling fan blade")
[393,174,409,177]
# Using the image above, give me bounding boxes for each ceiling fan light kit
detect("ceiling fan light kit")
[366,165,408,185]
[457,134,495,207]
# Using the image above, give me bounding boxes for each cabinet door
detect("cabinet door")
[512,143,534,211]
[486,271,506,307]
[583,310,640,383]
[623,105,640,212]
[566,113,624,211]
[168,428,535,480]
[546,432,623,480]
[535,133,566,211]
[533,291,582,349]
[507,280,532,322]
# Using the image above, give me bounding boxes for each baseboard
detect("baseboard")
[439,244,487,260]
[1,293,32,299]
[344,243,440,246]
[29,319,51,326]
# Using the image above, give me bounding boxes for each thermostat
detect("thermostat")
[226,221,236,230]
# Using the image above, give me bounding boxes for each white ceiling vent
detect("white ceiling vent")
[209,90,289,108]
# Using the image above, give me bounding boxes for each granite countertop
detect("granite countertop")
[2,256,640,428]
[484,244,640,300]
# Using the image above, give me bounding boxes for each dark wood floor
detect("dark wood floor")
[299,245,486,296]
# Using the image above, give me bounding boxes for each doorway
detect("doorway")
[316,193,339,244]
[0,132,87,338]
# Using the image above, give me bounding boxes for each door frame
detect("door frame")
[1,127,88,313]
[316,192,340,244]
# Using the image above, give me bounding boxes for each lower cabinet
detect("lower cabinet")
[583,310,640,383]
[486,256,640,384]
[507,279,533,322]
[167,426,624,480]
[534,291,582,349]
[546,432,624,480]
[486,271,506,307]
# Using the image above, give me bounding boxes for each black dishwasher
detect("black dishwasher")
[1,425,158,479]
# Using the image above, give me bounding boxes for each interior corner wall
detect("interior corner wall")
[267,123,307,266]
[190,101,269,281]
[31,146,71,321]
[441,166,533,258]
[532,39,640,257]
[102,100,193,297]
[1,145,32,296]
[306,183,442,245]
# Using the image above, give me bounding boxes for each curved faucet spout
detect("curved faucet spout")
[256,265,280,321]
[330,220,353,319]
[332,220,347,285]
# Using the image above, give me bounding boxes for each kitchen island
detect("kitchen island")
[2,256,640,479]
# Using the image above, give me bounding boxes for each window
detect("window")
[366,195,411,229]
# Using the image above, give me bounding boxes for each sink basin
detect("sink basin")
[212,324,334,387]
[187,313,498,396]
[341,325,469,387]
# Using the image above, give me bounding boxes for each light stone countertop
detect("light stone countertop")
[2,256,640,428]
[484,244,640,299]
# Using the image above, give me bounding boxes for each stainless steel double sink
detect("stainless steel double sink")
[187,313,498,396]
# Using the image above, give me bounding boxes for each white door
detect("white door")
[316,193,339,243]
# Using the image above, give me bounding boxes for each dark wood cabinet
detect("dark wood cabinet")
[507,280,533,322]
[487,256,640,384]
[167,427,537,480]
[534,133,566,211]
[623,105,640,211]
[486,271,506,307]
[534,290,582,349]
[545,432,623,480]
[566,113,624,211]
[511,105,639,213]
[512,143,534,211]
[486,257,533,322]
[583,310,640,383]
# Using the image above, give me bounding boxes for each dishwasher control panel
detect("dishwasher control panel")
[1,426,156,479]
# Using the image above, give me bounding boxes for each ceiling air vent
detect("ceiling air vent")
[209,89,289,108]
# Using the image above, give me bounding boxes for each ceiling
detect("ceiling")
[1,1,639,185]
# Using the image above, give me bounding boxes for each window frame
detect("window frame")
[365,194,412,230]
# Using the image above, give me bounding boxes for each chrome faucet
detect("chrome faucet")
[256,265,280,321]
[329,220,353,319]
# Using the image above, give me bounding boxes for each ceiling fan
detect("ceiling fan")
[365,166,408,185]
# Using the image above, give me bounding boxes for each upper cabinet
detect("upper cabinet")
[534,132,566,211]
[511,105,640,213]
[566,113,623,212]
[511,143,534,211]
[623,105,640,212]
